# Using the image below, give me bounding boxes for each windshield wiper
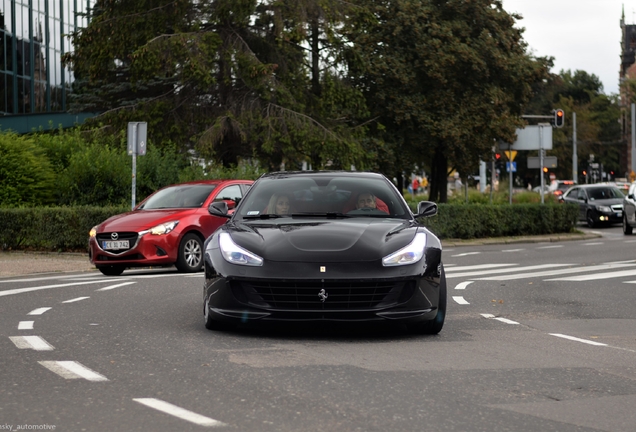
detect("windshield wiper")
[291,212,351,218]
[243,213,286,219]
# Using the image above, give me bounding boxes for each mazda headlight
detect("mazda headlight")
[140,221,179,236]
[382,233,427,267]
[219,232,263,266]
[596,206,612,213]
[89,226,97,238]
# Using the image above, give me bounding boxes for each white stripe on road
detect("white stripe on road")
[9,336,54,350]
[18,321,34,330]
[133,398,226,427]
[536,245,564,249]
[0,280,129,298]
[476,263,636,281]
[481,314,519,325]
[62,296,90,303]
[546,268,636,281]
[96,282,136,291]
[39,361,108,381]
[549,333,607,346]
[446,264,517,272]
[0,274,102,284]
[452,296,470,305]
[451,252,482,257]
[582,242,604,246]
[501,249,525,252]
[454,281,473,290]
[446,264,568,279]
[28,307,52,315]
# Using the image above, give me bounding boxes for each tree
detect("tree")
[64,0,370,171]
[345,0,548,201]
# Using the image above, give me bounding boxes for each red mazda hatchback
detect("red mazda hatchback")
[88,179,253,276]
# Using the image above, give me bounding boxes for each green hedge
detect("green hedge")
[0,203,580,252]
[0,206,129,252]
[419,203,579,239]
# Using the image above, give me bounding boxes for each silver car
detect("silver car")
[622,182,636,234]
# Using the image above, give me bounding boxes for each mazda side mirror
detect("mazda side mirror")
[208,201,231,218]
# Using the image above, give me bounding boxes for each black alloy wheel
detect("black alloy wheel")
[586,211,597,228]
[624,214,633,235]
[97,265,125,276]
[407,265,447,335]
[175,233,203,272]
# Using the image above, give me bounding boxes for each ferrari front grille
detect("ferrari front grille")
[233,280,411,310]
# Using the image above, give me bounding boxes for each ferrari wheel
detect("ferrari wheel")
[175,233,203,272]
[204,302,232,331]
[407,265,447,335]
[97,265,125,276]
[624,215,633,235]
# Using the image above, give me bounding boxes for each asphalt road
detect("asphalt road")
[1,224,635,431]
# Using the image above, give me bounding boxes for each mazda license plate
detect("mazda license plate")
[103,240,129,250]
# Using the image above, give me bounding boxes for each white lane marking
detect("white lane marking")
[454,281,473,290]
[28,307,52,315]
[582,242,604,246]
[480,314,519,325]
[546,268,636,281]
[446,264,517,272]
[446,264,568,279]
[96,281,136,291]
[133,398,226,427]
[18,321,34,330]
[549,333,608,346]
[444,263,457,267]
[39,361,108,381]
[477,263,636,281]
[501,249,525,252]
[9,336,54,350]
[495,317,519,325]
[0,279,130,298]
[536,245,564,249]
[62,296,90,303]
[451,252,482,257]
[452,296,470,305]
[625,240,636,243]
[0,274,102,284]
[185,274,203,278]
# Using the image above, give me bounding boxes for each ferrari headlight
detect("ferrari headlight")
[596,205,612,213]
[219,232,263,266]
[382,233,427,267]
[146,221,179,235]
[89,226,97,238]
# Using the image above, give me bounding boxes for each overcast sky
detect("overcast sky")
[502,0,626,95]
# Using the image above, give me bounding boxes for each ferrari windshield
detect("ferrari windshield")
[236,173,411,219]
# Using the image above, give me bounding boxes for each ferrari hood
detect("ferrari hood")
[226,219,419,262]
[98,209,193,231]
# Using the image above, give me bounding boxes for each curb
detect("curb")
[441,232,602,247]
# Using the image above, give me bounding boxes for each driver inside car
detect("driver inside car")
[356,192,377,209]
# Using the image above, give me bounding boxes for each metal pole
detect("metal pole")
[629,104,636,176]
[539,125,545,204]
[509,160,513,204]
[572,112,577,183]
[131,124,137,210]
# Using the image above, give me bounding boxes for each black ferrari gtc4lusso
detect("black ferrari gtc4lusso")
[202,171,446,334]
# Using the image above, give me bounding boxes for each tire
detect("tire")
[204,301,233,331]
[407,265,447,335]
[624,214,633,235]
[175,233,203,273]
[586,211,597,228]
[97,265,125,276]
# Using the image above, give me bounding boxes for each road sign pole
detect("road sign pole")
[572,112,577,183]
[131,123,138,210]
[632,104,635,176]
[539,124,545,204]
[509,160,513,204]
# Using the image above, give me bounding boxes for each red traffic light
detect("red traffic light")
[554,109,564,128]
[495,153,501,160]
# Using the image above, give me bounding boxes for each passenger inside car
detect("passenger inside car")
[266,193,292,215]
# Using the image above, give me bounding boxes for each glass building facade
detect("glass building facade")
[0,0,92,116]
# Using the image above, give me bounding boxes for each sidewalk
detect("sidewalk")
[0,231,602,278]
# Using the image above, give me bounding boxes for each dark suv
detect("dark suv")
[560,184,624,228]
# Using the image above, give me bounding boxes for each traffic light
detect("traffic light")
[554,109,564,128]
[543,167,548,173]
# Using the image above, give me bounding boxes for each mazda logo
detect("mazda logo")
[111,232,119,240]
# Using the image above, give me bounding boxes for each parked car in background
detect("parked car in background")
[622,182,636,234]
[548,180,576,196]
[203,171,446,334]
[559,184,625,228]
[89,179,253,276]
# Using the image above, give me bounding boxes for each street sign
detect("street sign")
[499,125,553,151]
[527,156,557,169]
[127,122,147,155]
[506,162,517,172]
[504,151,517,161]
